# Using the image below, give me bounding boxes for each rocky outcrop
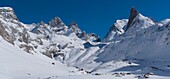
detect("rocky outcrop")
[103,19,128,42]
[68,21,82,34]
[0,22,15,44]
[68,22,101,42]
[125,7,139,31]
[49,17,65,28]
[22,28,30,44]
[0,7,18,20]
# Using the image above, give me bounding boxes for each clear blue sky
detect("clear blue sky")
[1,0,170,39]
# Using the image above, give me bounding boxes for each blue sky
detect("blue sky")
[1,0,170,39]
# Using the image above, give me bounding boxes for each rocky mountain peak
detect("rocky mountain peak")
[49,17,65,28]
[103,19,128,42]
[125,7,139,31]
[0,7,18,20]
[68,21,81,33]
[103,7,155,42]
[54,17,63,24]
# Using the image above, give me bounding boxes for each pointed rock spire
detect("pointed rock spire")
[69,21,81,33]
[49,17,65,27]
[54,17,63,24]
[125,7,139,31]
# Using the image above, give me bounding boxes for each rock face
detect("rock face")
[67,21,101,42]
[125,7,139,31]
[0,22,14,44]
[48,17,67,35]
[103,7,154,42]
[67,21,82,36]
[103,19,128,42]
[103,8,139,42]
[49,17,65,28]
[0,7,18,20]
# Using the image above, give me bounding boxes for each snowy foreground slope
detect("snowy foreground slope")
[0,36,83,79]
[1,35,167,79]
[1,6,170,79]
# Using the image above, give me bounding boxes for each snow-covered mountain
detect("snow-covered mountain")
[0,7,101,61]
[69,7,170,78]
[1,6,170,79]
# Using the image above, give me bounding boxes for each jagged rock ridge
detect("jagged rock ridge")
[0,7,102,63]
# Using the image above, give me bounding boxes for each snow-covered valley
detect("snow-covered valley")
[0,7,170,79]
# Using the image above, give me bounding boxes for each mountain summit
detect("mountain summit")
[125,7,139,31]
[0,7,18,20]
[103,7,155,42]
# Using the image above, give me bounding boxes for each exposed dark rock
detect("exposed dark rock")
[0,7,18,20]
[22,28,30,44]
[19,44,34,53]
[49,17,65,28]
[52,62,55,65]
[68,21,82,34]
[144,74,150,78]
[125,7,139,31]
[94,73,101,75]
[0,22,15,44]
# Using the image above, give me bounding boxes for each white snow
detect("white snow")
[0,7,13,11]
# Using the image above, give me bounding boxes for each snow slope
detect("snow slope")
[0,36,85,79]
[0,36,140,79]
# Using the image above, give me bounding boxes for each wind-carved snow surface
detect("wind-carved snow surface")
[0,6,170,79]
